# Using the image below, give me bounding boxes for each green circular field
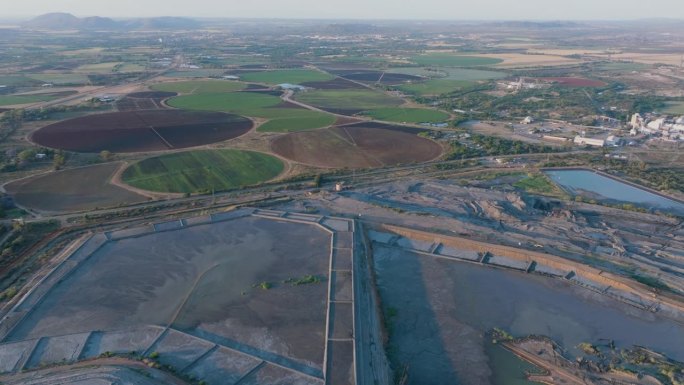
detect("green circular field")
[122,149,284,193]
[239,69,334,84]
[361,108,450,123]
[294,89,403,111]
[167,92,335,132]
[152,80,245,94]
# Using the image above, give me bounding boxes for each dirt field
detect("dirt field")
[271,125,443,168]
[4,162,147,212]
[31,110,253,153]
[6,216,332,372]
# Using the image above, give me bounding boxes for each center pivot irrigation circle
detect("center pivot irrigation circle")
[31,109,254,153]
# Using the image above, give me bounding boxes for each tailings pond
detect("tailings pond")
[545,169,684,215]
[373,244,684,385]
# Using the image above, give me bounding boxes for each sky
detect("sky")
[3,0,684,20]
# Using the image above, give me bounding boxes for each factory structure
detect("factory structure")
[629,113,684,141]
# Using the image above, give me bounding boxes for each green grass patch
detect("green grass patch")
[165,69,229,78]
[360,107,449,123]
[257,112,335,132]
[411,54,503,67]
[152,80,245,94]
[75,62,123,73]
[513,173,563,196]
[662,101,684,115]
[597,62,649,71]
[27,73,89,85]
[283,274,323,286]
[117,63,147,72]
[122,149,284,194]
[295,89,403,110]
[398,79,474,96]
[0,75,40,87]
[168,91,335,131]
[239,69,334,84]
[0,94,57,106]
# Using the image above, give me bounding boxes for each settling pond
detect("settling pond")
[373,245,684,385]
[545,169,684,215]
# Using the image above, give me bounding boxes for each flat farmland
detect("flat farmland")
[165,69,229,78]
[360,107,449,123]
[271,124,442,168]
[392,67,507,81]
[294,89,403,114]
[398,79,474,96]
[121,149,284,193]
[31,110,253,153]
[168,91,335,132]
[411,54,503,67]
[476,53,583,68]
[0,94,58,106]
[541,77,607,87]
[663,102,684,115]
[152,80,245,94]
[5,162,146,212]
[75,62,122,73]
[26,73,90,85]
[239,69,334,84]
[330,69,422,84]
[126,91,177,99]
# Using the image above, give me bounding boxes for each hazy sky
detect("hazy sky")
[4,0,684,20]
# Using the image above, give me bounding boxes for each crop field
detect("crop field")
[151,80,245,94]
[294,89,403,114]
[411,54,503,67]
[0,94,57,106]
[301,77,365,89]
[165,69,229,78]
[542,77,607,87]
[360,107,449,123]
[330,69,423,84]
[75,62,122,73]
[239,69,334,84]
[26,73,90,85]
[0,75,40,86]
[31,110,253,153]
[168,91,335,132]
[117,63,147,72]
[271,124,442,168]
[126,91,177,99]
[398,79,475,96]
[596,62,650,71]
[663,102,684,115]
[5,162,146,212]
[475,53,583,68]
[121,149,284,193]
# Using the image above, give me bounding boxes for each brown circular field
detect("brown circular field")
[271,125,442,168]
[126,91,178,99]
[31,110,253,153]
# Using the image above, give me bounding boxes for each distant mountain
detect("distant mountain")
[23,12,84,30]
[23,12,201,30]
